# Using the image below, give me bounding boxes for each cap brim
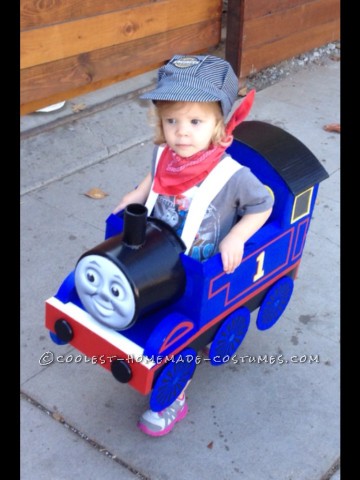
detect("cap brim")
[140,84,221,104]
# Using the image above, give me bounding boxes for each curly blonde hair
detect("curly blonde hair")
[148,101,227,146]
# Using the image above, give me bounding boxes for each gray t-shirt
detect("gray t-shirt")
[149,146,274,261]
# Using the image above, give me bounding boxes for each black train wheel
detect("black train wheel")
[256,276,294,331]
[150,347,197,412]
[209,307,251,366]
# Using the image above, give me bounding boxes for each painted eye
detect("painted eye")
[111,286,120,297]
[85,268,99,286]
[111,283,125,300]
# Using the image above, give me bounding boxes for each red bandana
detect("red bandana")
[153,89,255,196]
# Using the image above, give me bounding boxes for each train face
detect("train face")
[75,254,136,330]
[74,203,186,330]
[45,121,329,412]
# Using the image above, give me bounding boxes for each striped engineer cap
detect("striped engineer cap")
[140,55,239,119]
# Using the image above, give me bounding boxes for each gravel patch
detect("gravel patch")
[245,41,341,92]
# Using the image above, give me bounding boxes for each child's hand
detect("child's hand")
[219,232,244,274]
[219,209,272,274]
[112,172,152,214]
[113,200,127,214]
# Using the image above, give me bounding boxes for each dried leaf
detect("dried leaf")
[84,187,109,199]
[72,103,86,113]
[323,123,340,133]
[207,441,214,449]
[238,87,248,97]
[52,411,64,422]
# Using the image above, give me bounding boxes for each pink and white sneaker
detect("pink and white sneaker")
[137,396,188,437]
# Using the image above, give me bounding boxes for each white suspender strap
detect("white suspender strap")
[181,156,242,253]
[145,146,164,214]
[145,150,242,254]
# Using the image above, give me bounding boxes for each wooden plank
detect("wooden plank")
[21,0,146,30]
[240,19,340,77]
[20,20,221,114]
[244,0,321,19]
[21,0,221,69]
[21,67,159,116]
[243,0,340,49]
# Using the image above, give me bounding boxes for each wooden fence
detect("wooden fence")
[20,0,340,115]
[20,0,222,115]
[226,0,340,79]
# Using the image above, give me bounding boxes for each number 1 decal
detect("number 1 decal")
[253,251,265,281]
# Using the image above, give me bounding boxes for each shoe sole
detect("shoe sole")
[137,403,188,437]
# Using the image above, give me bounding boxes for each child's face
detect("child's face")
[160,102,220,157]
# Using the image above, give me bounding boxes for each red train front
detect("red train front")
[45,120,328,412]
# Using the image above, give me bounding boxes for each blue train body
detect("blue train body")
[45,121,328,411]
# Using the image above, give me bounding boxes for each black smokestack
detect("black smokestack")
[122,203,147,248]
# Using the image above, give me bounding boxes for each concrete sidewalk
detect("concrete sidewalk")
[20,57,340,480]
